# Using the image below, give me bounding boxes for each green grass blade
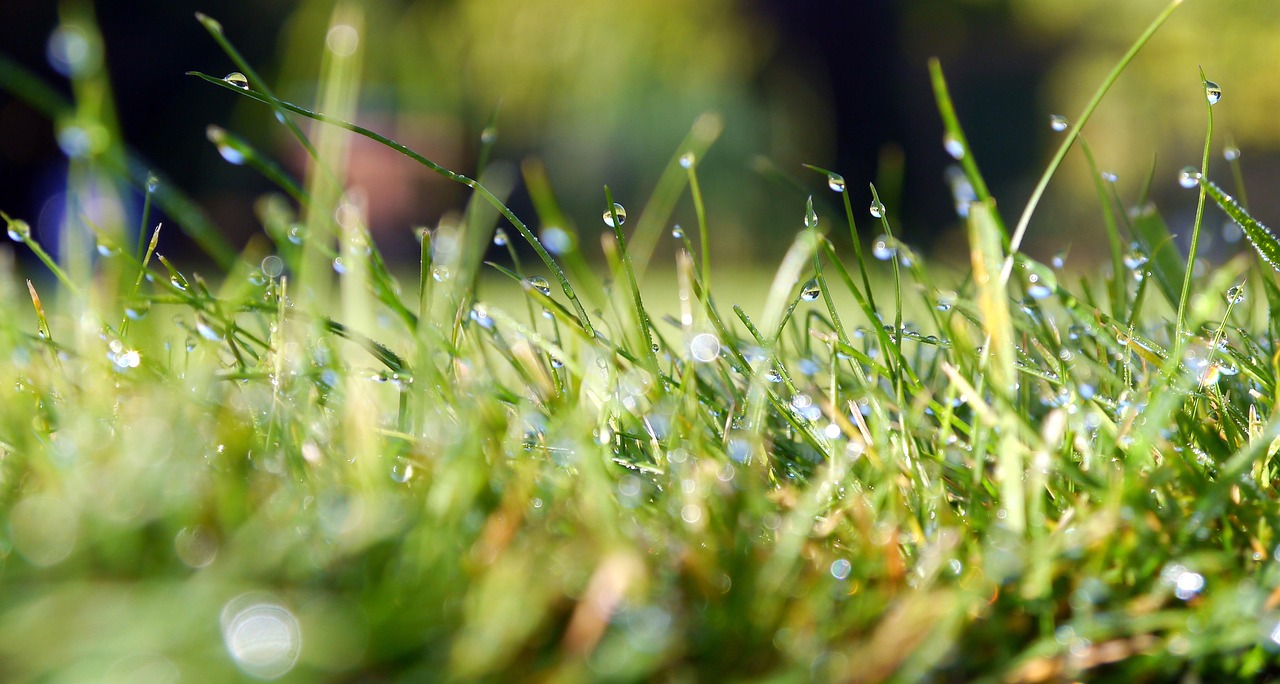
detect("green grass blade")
[1201,177,1280,271]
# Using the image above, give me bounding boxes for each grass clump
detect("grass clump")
[4,2,1280,681]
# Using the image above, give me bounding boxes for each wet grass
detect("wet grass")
[4,0,1280,680]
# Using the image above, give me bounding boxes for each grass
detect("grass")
[4,1,1280,680]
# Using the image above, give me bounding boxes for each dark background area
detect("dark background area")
[2,0,1266,269]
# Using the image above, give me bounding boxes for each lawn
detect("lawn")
[2,1,1280,681]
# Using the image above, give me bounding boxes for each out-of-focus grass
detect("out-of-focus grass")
[3,2,1280,681]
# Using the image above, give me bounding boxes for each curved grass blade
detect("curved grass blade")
[1201,178,1280,272]
[188,70,595,337]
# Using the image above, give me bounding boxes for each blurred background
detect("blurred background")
[1,0,1277,271]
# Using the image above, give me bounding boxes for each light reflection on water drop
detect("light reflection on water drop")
[221,594,303,679]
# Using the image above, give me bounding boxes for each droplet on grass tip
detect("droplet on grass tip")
[869,200,885,219]
[763,368,783,383]
[1122,246,1149,270]
[804,196,818,229]
[195,315,223,342]
[492,228,508,247]
[827,173,846,193]
[431,265,450,282]
[679,152,695,169]
[671,225,684,239]
[602,203,626,228]
[1049,114,1069,132]
[524,276,551,295]
[942,132,965,160]
[800,279,821,301]
[1178,166,1202,189]
[871,235,896,261]
[1204,80,1222,106]
[6,220,31,242]
[1224,145,1241,162]
[1101,171,1118,183]
[146,174,159,193]
[480,127,497,145]
[223,72,249,89]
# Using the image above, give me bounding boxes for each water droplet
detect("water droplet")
[827,173,846,193]
[47,24,99,77]
[479,126,497,145]
[1178,166,1202,189]
[492,228,508,247]
[224,72,249,89]
[1227,285,1245,305]
[432,266,450,282]
[469,305,494,329]
[800,279,821,302]
[1051,251,1067,269]
[679,152,695,169]
[830,559,852,580]
[1122,246,1149,270]
[287,224,306,245]
[763,368,783,383]
[56,126,93,158]
[871,235,896,261]
[125,300,151,320]
[1049,114,1069,132]
[1224,145,1241,162]
[220,596,302,679]
[260,255,284,278]
[603,203,627,228]
[95,238,118,257]
[1100,171,1118,183]
[550,356,564,369]
[390,462,415,483]
[869,200,885,219]
[331,256,347,274]
[1027,274,1052,300]
[540,226,572,254]
[942,133,965,160]
[6,220,31,242]
[196,315,223,342]
[525,276,551,295]
[804,196,818,229]
[671,225,684,239]
[1204,80,1222,106]
[689,333,720,363]
[145,174,159,193]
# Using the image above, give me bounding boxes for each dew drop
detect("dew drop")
[1224,145,1241,162]
[124,300,151,320]
[602,203,627,227]
[492,228,508,247]
[1204,80,1222,106]
[145,174,159,193]
[196,315,223,342]
[1051,251,1067,269]
[540,226,572,254]
[671,225,684,239]
[871,235,896,261]
[1049,114,1069,132]
[869,200,885,219]
[942,133,965,160]
[331,256,346,274]
[1178,166,1202,189]
[260,255,284,278]
[1122,246,1149,270]
[431,266,450,282]
[224,72,249,89]
[1227,285,1245,305]
[6,220,31,242]
[800,279,821,302]
[525,276,551,295]
[689,333,720,363]
[1026,274,1052,300]
[286,224,306,245]
[804,196,818,229]
[1100,171,1118,183]
[679,152,695,169]
[390,462,415,483]
[763,368,783,383]
[827,173,846,193]
[479,126,497,145]
[95,239,118,257]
